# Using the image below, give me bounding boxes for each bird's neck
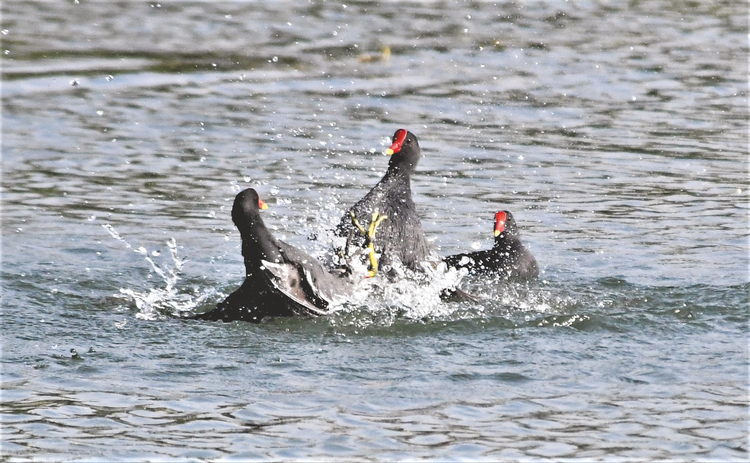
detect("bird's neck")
[493,234,522,251]
[378,168,413,201]
[383,164,414,184]
[386,161,416,177]
[241,219,283,265]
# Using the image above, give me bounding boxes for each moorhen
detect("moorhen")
[335,129,436,275]
[190,188,357,323]
[444,211,538,281]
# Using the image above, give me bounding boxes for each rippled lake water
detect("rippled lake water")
[2,1,748,460]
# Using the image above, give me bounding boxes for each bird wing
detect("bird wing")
[261,260,330,317]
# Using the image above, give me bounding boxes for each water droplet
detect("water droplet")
[272,56,279,62]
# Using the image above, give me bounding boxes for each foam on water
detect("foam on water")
[106,213,558,327]
[324,262,470,326]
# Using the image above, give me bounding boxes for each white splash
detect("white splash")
[103,224,216,320]
[102,214,551,327]
[324,260,480,329]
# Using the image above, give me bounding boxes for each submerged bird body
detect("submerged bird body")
[191,188,353,323]
[444,211,538,281]
[335,129,435,273]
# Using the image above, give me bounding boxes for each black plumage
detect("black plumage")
[444,211,538,281]
[335,129,435,274]
[190,188,354,323]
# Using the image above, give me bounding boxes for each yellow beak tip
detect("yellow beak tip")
[261,204,268,210]
[494,230,500,237]
[385,148,394,155]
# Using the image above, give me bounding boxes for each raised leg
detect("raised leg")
[350,211,387,277]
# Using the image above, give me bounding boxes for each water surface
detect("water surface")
[2,1,748,460]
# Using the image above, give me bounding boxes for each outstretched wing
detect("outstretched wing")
[261,260,330,317]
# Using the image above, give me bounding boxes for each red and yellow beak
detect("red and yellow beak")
[385,129,407,155]
[494,211,506,237]
[258,198,268,210]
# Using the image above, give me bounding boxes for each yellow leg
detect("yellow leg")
[350,211,367,236]
[350,211,387,278]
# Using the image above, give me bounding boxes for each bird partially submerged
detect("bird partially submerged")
[189,188,378,323]
[444,211,538,281]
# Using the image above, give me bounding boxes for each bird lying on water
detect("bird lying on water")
[444,211,538,281]
[189,188,379,323]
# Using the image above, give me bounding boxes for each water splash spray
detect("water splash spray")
[103,224,216,320]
